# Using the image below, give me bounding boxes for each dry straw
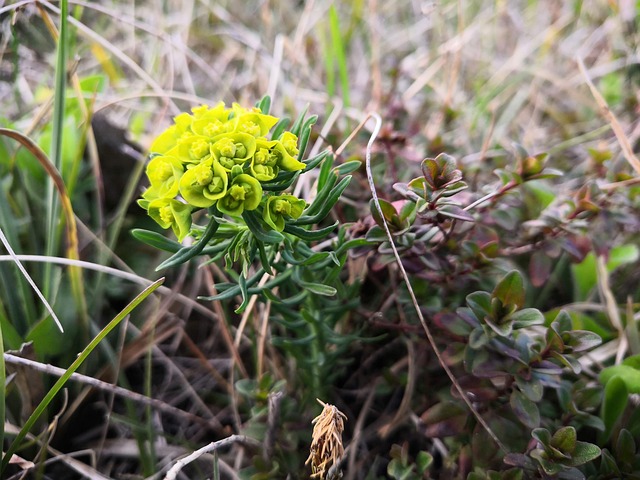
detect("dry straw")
[306,399,347,479]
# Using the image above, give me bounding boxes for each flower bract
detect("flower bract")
[263,194,306,231]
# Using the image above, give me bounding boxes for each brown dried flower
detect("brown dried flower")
[305,399,347,479]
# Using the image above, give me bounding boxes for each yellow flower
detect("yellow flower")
[216,174,262,216]
[147,198,192,241]
[230,103,278,137]
[179,159,228,208]
[263,194,306,231]
[144,155,183,198]
[211,133,256,171]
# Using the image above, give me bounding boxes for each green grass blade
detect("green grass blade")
[0,227,63,332]
[44,0,69,295]
[319,18,335,100]
[0,277,165,474]
[329,5,350,108]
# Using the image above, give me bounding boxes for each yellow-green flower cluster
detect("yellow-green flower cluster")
[139,102,308,240]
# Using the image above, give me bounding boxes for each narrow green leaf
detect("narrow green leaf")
[44,0,69,300]
[301,149,328,173]
[256,95,271,114]
[289,104,309,137]
[271,118,290,141]
[271,332,316,347]
[333,160,361,176]
[235,274,250,313]
[299,173,339,218]
[295,175,352,226]
[260,173,298,191]
[256,240,273,275]
[242,211,284,244]
[298,115,318,160]
[156,217,219,270]
[601,375,629,438]
[317,151,335,191]
[283,222,338,241]
[299,281,337,296]
[131,228,182,253]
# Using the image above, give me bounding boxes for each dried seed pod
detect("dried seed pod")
[306,399,347,479]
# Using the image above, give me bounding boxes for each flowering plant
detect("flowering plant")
[134,97,359,312]
[138,99,309,241]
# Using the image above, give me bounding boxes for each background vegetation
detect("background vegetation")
[0,0,639,478]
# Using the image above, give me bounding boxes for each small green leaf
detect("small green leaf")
[510,308,544,328]
[504,452,537,470]
[515,375,544,402]
[551,426,577,455]
[371,197,400,228]
[466,291,492,321]
[493,270,525,309]
[550,351,581,374]
[562,330,601,352]
[437,204,474,222]
[552,310,573,333]
[567,441,601,466]
[510,390,540,428]
[243,210,285,243]
[532,428,552,447]
[531,450,564,475]
[416,451,433,474]
[271,118,290,141]
[235,274,250,313]
[622,354,640,369]
[484,315,513,337]
[615,429,636,465]
[601,375,629,438]
[256,95,271,114]
[289,103,309,137]
[598,449,621,475]
[387,459,411,480]
[468,327,490,349]
[600,365,640,393]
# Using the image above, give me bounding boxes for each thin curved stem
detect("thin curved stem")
[364,111,507,454]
